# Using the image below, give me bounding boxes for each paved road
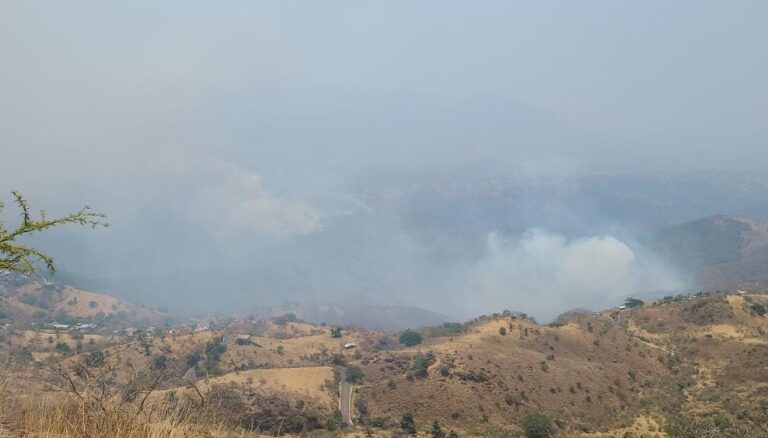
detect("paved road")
[339,374,354,426]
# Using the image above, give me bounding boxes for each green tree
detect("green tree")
[624,297,644,308]
[399,329,423,347]
[522,413,552,438]
[0,191,106,273]
[331,327,342,338]
[448,431,459,438]
[499,326,507,336]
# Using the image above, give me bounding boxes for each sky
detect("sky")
[1,1,766,320]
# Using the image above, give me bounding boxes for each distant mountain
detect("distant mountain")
[253,301,453,332]
[0,270,168,324]
[653,215,768,290]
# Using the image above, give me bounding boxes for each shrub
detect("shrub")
[346,366,364,383]
[55,341,71,353]
[431,420,446,438]
[330,327,342,338]
[354,397,369,417]
[499,327,507,336]
[19,294,37,306]
[399,329,423,346]
[750,303,766,317]
[330,353,346,366]
[84,351,105,368]
[401,412,417,434]
[272,313,300,325]
[152,354,168,370]
[185,352,202,368]
[522,413,552,438]
[412,353,432,378]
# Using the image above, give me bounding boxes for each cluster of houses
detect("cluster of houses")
[46,322,97,332]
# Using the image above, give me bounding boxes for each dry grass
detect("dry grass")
[212,366,335,405]
[0,378,269,438]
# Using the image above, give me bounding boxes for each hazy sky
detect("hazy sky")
[1,1,766,318]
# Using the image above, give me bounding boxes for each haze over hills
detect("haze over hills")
[3,1,768,436]
[252,301,452,332]
[41,168,768,322]
[653,215,768,292]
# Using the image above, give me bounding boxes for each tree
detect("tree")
[399,329,423,347]
[431,420,446,438]
[624,297,644,308]
[331,327,342,338]
[522,413,552,438]
[448,431,459,438]
[499,327,507,336]
[0,191,106,274]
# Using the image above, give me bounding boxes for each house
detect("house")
[618,305,627,310]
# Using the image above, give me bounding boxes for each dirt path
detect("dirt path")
[339,371,354,426]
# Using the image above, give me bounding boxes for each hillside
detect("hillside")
[0,270,167,324]
[3,291,768,436]
[653,215,768,290]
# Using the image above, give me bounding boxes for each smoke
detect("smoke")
[459,229,683,321]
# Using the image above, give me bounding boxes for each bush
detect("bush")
[431,420,446,438]
[185,352,202,368]
[412,353,432,378]
[19,294,37,306]
[354,397,368,417]
[401,412,417,434]
[272,313,300,325]
[499,327,507,336]
[522,413,552,438]
[152,355,168,370]
[750,303,766,317]
[330,327,342,338]
[346,366,364,383]
[55,341,71,353]
[330,353,346,366]
[399,329,423,346]
[84,351,105,368]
